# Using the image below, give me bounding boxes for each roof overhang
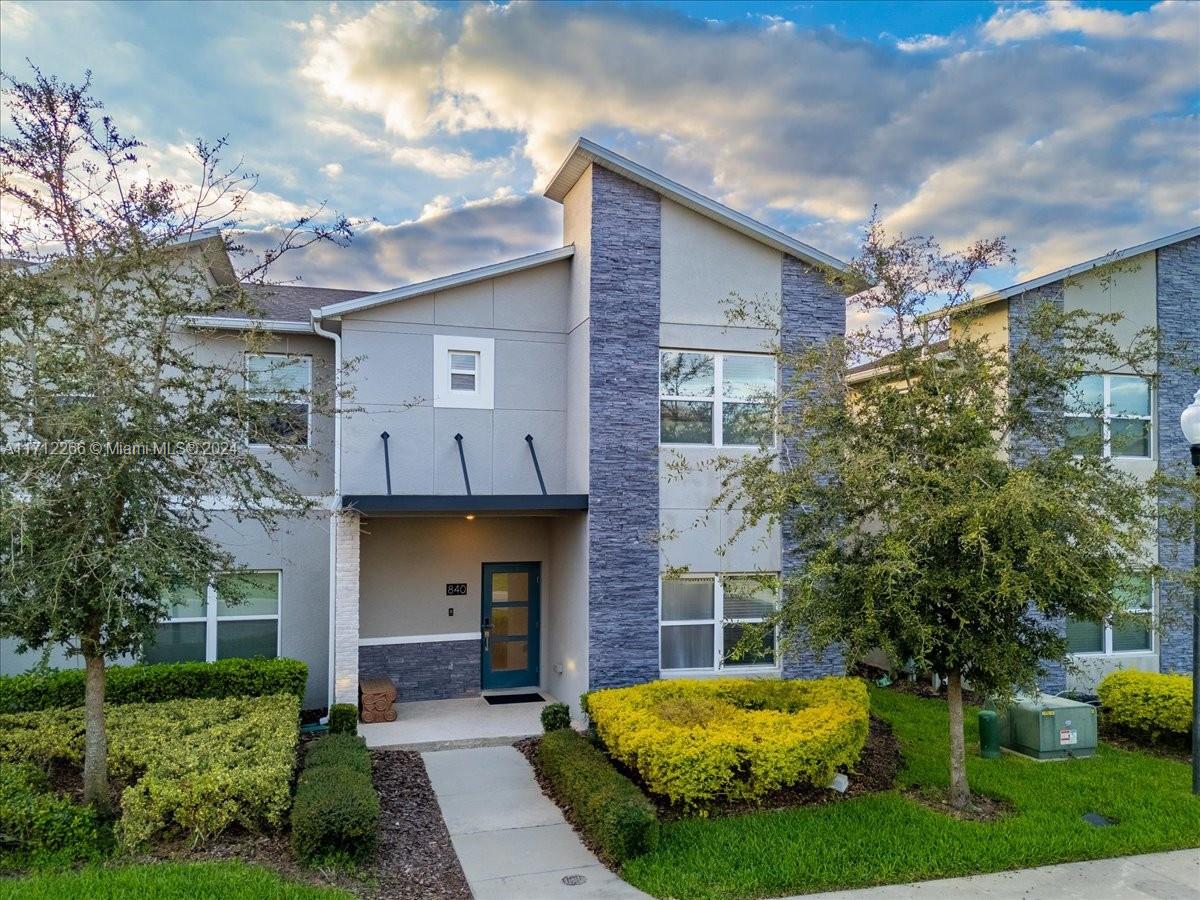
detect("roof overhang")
[341,494,589,516]
[918,224,1200,323]
[543,138,850,275]
[314,245,575,319]
[184,315,314,334]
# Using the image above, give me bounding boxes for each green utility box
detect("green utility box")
[999,694,1097,760]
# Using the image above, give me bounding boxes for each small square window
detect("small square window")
[449,351,479,392]
[434,336,494,409]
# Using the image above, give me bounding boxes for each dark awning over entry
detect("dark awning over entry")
[341,494,589,516]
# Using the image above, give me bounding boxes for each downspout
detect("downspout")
[311,310,342,717]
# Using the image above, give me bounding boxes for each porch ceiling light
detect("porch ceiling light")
[465,514,476,520]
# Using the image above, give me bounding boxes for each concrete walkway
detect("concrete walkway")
[422,745,649,899]
[796,849,1200,899]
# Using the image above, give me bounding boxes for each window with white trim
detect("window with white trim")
[246,353,312,447]
[1066,573,1154,655]
[434,335,495,409]
[144,572,281,664]
[1065,374,1152,459]
[660,350,775,446]
[660,574,778,672]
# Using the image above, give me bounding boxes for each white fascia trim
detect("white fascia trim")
[920,224,1200,322]
[359,632,479,646]
[543,137,850,274]
[185,315,315,334]
[314,245,576,319]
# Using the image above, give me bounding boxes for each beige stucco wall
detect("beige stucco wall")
[1063,251,1157,362]
[562,164,593,494]
[358,515,552,639]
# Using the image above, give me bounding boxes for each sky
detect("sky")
[1,0,1197,296]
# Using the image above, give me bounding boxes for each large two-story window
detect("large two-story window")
[1065,374,1152,458]
[660,575,778,672]
[144,572,281,664]
[246,353,312,447]
[1066,574,1154,655]
[659,350,776,446]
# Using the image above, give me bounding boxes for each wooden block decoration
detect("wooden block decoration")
[358,676,397,723]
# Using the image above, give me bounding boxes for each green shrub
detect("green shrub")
[303,734,372,776]
[540,702,571,732]
[291,735,379,866]
[0,763,109,870]
[537,729,659,864]
[585,677,869,808]
[0,657,308,713]
[0,695,300,848]
[1098,669,1192,740]
[328,703,358,735]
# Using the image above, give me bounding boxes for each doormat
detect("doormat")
[483,693,544,705]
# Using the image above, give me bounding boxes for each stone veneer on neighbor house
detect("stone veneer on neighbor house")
[586,165,662,690]
[1156,236,1199,675]
[780,253,849,679]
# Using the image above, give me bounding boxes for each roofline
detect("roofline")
[543,137,850,274]
[185,315,315,334]
[315,245,576,319]
[918,225,1200,323]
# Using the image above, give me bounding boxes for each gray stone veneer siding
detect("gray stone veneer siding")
[586,165,662,690]
[1006,283,1069,694]
[359,640,480,702]
[1156,236,1199,675]
[780,254,847,678]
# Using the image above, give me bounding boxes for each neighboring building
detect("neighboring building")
[1,139,850,713]
[918,227,1199,693]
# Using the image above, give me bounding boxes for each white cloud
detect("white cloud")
[895,33,952,53]
[390,146,510,178]
[321,162,343,178]
[0,1,34,38]
[982,0,1192,44]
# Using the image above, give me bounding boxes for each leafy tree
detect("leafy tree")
[713,216,1198,810]
[0,68,354,812]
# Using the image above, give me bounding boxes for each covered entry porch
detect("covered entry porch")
[334,494,589,728]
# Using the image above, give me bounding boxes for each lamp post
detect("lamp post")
[1180,387,1200,795]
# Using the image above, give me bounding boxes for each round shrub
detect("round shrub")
[303,734,372,776]
[585,677,869,808]
[0,763,109,868]
[1097,669,1191,740]
[540,702,571,732]
[328,703,358,735]
[290,767,380,865]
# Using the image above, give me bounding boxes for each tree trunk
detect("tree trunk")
[946,668,971,810]
[82,650,111,815]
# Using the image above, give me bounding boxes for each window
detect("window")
[660,575,778,672]
[434,335,494,409]
[246,354,311,447]
[144,572,280,664]
[1065,374,1152,458]
[660,351,776,447]
[1066,574,1154,655]
[449,352,479,393]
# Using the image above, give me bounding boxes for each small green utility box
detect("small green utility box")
[999,694,1097,760]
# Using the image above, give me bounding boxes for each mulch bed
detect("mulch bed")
[518,714,903,826]
[1098,724,1192,763]
[904,788,1012,822]
[370,749,471,900]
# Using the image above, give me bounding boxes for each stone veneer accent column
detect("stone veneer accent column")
[780,254,847,678]
[587,165,662,690]
[1007,283,1069,693]
[359,640,480,702]
[333,511,361,705]
[1156,236,1199,674]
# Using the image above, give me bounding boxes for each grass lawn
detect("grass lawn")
[0,861,350,900]
[622,686,1200,899]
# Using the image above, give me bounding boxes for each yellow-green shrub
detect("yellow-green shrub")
[1097,669,1192,740]
[585,677,869,808]
[0,695,299,847]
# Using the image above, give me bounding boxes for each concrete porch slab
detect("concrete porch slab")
[358,695,552,749]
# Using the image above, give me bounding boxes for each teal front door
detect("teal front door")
[481,562,540,690]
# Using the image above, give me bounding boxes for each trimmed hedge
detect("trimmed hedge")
[0,763,109,870]
[0,695,300,848]
[328,703,358,735]
[0,657,308,713]
[1098,669,1192,740]
[291,733,379,866]
[585,677,869,808]
[538,728,659,864]
[541,702,571,732]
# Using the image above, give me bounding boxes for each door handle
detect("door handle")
[482,619,491,651]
